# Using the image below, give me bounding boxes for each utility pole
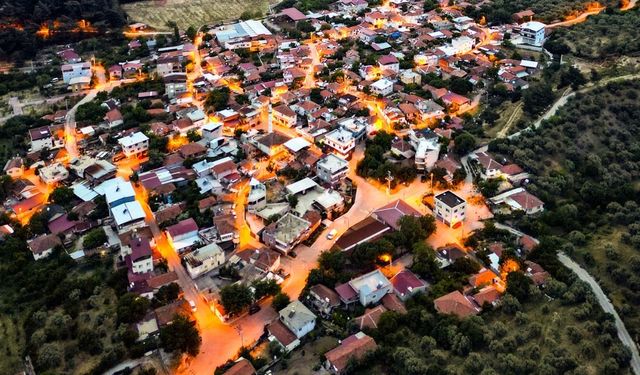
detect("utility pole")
[385,170,394,195]
[234,325,244,347]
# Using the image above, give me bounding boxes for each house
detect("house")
[473,286,502,307]
[272,104,297,128]
[262,212,311,254]
[390,269,428,301]
[490,187,544,215]
[61,62,91,84]
[104,109,124,128]
[237,248,281,273]
[324,128,356,159]
[267,319,300,352]
[414,137,440,171]
[524,260,549,286]
[324,332,377,375]
[309,284,341,317]
[39,163,69,185]
[469,268,499,288]
[165,218,200,253]
[29,126,64,152]
[434,190,466,227]
[179,142,207,159]
[128,236,154,274]
[3,157,24,178]
[316,154,349,185]
[353,305,387,330]
[279,300,316,339]
[519,21,546,46]
[471,152,503,179]
[118,132,149,158]
[334,217,391,252]
[184,242,225,278]
[370,78,394,97]
[372,199,422,231]
[346,269,392,307]
[378,54,399,73]
[223,358,256,375]
[164,73,188,99]
[28,233,62,260]
[434,290,479,317]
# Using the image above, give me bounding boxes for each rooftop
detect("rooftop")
[435,190,465,208]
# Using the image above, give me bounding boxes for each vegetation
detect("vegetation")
[357,131,417,185]
[159,314,201,356]
[219,283,253,316]
[83,227,108,249]
[490,79,640,338]
[466,0,618,24]
[548,9,640,59]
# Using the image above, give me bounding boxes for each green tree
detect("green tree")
[160,314,201,356]
[523,83,554,115]
[49,186,75,208]
[506,271,533,302]
[220,283,253,315]
[397,215,436,249]
[83,227,108,249]
[272,292,291,311]
[205,87,231,112]
[453,132,477,155]
[252,279,280,300]
[117,293,150,323]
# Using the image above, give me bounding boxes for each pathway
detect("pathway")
[558,252,640,374]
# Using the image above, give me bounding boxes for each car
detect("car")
[327,229,338,240]
[249,304,261,315]
[289,251,297,258]
[189,300,197,312]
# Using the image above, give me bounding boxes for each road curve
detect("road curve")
[558,252,640,374]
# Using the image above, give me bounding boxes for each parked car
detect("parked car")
[249,304,261,315]
[327,229,338,240]
[189,300,197,312]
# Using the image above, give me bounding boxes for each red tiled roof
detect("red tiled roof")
[280,7,307,21]
[354,305,387,330]
[166,218,198,237]
[310,284,341,307]
[267,319,297,346]
[390,269,426,297]
[335,283,358,303]
[473,286,501,306]
[28,233,62,254]
[373,199,422,230]
[325,332,377,374]
[381,293,407,314]
[224,358,256,375]
[509,191,544,211]
[434,290,479,318]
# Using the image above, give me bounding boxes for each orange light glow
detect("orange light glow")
[36,24,51,39]
[167,135,189,152]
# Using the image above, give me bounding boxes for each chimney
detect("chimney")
[267,102,273,134]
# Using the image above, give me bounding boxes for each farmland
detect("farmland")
[122,0,271,29]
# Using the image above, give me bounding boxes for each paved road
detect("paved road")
[558,252,640,374]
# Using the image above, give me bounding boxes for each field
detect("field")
[0,314,26,375]
[122,0,271,29]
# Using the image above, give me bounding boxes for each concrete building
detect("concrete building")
[323,128,356,159]
[272,104,297,128]
[520,21,546,46]
[262,212,311,254]
[370,78,394,97]
[316,154,349,185]
[434,190,466,227]
[29,126,65,152]
[39,163,69,185]
[184,243,225,278]
[414,138,440,171]
[61,62,91,84]
[129,237,154,274]
[279,300,316,338]
[118,132,149,158]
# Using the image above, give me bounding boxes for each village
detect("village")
[1,1,559,374]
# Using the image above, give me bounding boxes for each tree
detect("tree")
[186,26,197,41]
[559,66,587,90]
[397,215,436,249]
[272,292,291,311]
[49,186,75,208]
[153,282,181,306]
[220,283,253,315]
[287,194,298,208]
[117,293,150,323]
[205,87,231,112]
[160,314,201,356]
[411,242,440,279]
[453,132,476,155]
[523,83,554,115]
[83,227,108,249]
[506,271,533,302]
[37,343,63,370]
[187,129,202,142]
[252,279,280,300]
[450,78,473,95]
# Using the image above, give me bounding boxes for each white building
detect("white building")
[112,201,147,232]
[452,36,474,54]
[184,243,225,278]
[61,62,91,84]
[414,138,440,171]
[129,237,154,274]
[279,300,316,339]
[247,178,267,212]
[118,132,149,158]
[202,122,223,140]
[316,154,349,185]
[434,190,467,227]
[29,126,65,153]
[272,104,297,128]
[370,78,394,97]
[520,21,546,46]
[323,128,356,158]
[348,269,392,306]
[39,163,69,185]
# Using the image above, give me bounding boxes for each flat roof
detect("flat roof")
[283,137,311,153]
[286,177,318,195]
[112,201,146,226]
[118,131,149,147]
[435,190,466,208]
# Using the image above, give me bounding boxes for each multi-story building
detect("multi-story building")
[316,154,349,185]
[520,21,546,46]
[61,62,91,84]
[323,128,356,159]
[118,132,149,158]
[434,190,467,227]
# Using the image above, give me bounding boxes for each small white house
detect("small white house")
[323,128,356,158]
[279,300,317,339]
[316,154,349,185]
[184,243,225,278]
[370,78,393,97]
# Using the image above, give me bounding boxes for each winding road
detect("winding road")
[558,252,640,374]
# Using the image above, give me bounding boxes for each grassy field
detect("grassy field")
[122,0,271,29]
[276,336,338,375]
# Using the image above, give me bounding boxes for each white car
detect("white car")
[326,229,338,240]
[189,300,197,312]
